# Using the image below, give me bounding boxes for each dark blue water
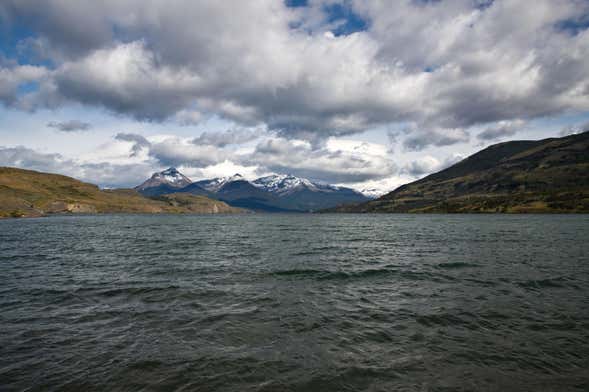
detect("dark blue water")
[1,214,588,391]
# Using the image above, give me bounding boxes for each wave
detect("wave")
[435,261,479,269]
[517,277,578,290]
[271,267,454,282]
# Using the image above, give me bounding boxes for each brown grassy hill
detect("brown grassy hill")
[0,167,243,218]
[331,131,589,213]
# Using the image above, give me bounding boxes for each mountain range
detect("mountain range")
[135,169,370,212]
[330,131,589,213]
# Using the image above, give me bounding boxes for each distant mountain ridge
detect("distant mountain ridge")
[136,170,370,212]
[329,131,589,213]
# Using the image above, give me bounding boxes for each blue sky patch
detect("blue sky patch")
[285,0,308,7]
[0,20,55,68]
[0,21,35,63]
[17,81,40,96]
[555,14,589,36]
[323,2,368,36]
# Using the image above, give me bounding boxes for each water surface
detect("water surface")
[1,214,588,391]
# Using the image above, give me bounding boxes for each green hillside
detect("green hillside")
[0,167,243,218]
[330,131,589,213]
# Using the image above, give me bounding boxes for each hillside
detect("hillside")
[331,131,589,213]
[0,167,243,218]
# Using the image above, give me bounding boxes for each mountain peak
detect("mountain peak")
[135,167,192,191]
[253,173,317,195]
[160,167,180,175]
[194,173,247,192]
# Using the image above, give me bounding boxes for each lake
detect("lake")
[1,214,588,391]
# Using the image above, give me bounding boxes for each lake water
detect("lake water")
[1,214,588,391]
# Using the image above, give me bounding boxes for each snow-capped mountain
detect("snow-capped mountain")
[195,174,245,192]
[136,169,371,211]
[135,167,192,193]
[252,174,366,195]
[253,174,318,195]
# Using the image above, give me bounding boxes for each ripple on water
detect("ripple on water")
[0,214,588,391]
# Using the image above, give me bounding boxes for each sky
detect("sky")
[1,0,589,194]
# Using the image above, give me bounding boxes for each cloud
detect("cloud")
[54,41,204,120]
[402,126,470,151]
[148,137,227,168]
[47,120,92,132]
[0,0,587,143]
[174,109,204,126]
[476,119,525,141]
[181,160,262,182]
[244,137,396,183]
[114,133,228,166]
[1,133,398,188]
[402,156,441,177]
[0,146,67,173]
[192,128,262,147]
[400,154,464,178]
[400,153,464,178]
[0,62,48,107]
[108,131,398,185]
[115,132,151,156]
[0,145,152,188]
[1,128,471,195]
[559,121,589,136]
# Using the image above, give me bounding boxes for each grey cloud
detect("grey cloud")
[148,139,225,168]
[0,62,47,107]
[387,130,399,145]
[441,153,464,169]
[1,0,589,142]
[113,132,397,184]
[402,157,441,177]
[115,132,150,146]
[357,0,589,129]
[0,1,113,59]
[402,153,464,178]
[559,121,589,136]
[0,145,153,188]
[243,137,397,183]
[402,127,470,151]
[73,162,155,189]
[115,132,151,156]
[114,132,231,166]
[476,120,524,141]
[0,146,66,173]
[52,42,203,121]
[47,120,92,132]
[192,128,262,147]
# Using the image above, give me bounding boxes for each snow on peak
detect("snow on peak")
[226,173,244,182]
[135,167,192,190]
[197,173,247,192]
[253,174,320,195]
[153,167,192,186]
